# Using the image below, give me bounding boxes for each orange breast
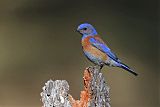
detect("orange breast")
[81,36,108,61]
[81,36,92,47]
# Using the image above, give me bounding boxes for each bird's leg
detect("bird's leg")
[99,62,106,70]
[100,64,104,70]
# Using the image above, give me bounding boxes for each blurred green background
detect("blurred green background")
[0,0,159,107]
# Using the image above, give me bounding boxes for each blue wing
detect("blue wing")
[89,37,120,62]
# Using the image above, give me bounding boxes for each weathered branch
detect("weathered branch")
[40,66,111,107]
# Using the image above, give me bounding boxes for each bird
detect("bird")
[77,23,138,76]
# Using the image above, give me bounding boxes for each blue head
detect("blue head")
[77,23,98,37]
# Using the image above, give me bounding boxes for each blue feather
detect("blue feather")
[89,37,119,62]
[120,63,138,76]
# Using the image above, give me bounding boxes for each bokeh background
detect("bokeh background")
[0,0,159,107]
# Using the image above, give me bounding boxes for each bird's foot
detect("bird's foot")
[100,64,104,70]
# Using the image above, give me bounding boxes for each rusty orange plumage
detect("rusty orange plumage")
[82,35,108,62]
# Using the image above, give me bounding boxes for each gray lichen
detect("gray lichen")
[87,66,110,107]
[40,66,110,107]
[40,80,71,107]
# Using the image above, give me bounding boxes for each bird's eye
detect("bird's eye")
[83,28,87,30]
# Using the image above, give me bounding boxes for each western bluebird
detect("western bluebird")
[77,23,138,76]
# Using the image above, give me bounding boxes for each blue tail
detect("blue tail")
[120,63,138,76]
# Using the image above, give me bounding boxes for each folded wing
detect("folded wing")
[89,36,120,62]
